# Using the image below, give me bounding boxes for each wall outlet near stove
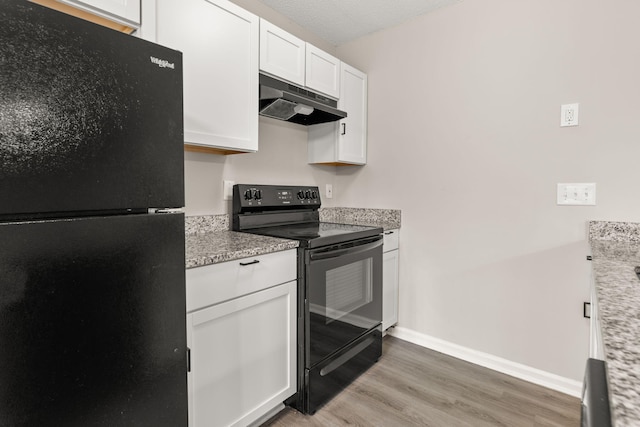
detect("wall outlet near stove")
[560,103,579,127]
[223,180,235,200]
[325,184,333,199]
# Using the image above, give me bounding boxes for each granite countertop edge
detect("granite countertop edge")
[185,230,299,269]
[184,208,401,269]
[589,220,640,426]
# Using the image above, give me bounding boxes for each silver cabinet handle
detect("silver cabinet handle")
[341,123,346,135]
[239,260,259,266]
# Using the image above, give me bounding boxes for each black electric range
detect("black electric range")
[232,184,384,415]
[231,184,382,247]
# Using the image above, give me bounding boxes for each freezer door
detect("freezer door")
[0,213,187,426]
[0,2,184,217]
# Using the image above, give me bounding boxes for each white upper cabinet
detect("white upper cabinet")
[305,43,340,99]
[155,0,259,154]
[63,0,140,25]
[308,62,368,165]
[338,63,367,163]
[62,0,140,26]
[259,19,340,98]
[259,18,305,87]
[33,0,140,31]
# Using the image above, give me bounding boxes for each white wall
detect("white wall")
[185,117,335,215]
[334,0,640,381]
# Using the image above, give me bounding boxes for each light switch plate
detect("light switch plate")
[325,184,333,199]
[557,183,596,205]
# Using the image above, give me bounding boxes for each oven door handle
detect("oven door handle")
[309,237,382,261]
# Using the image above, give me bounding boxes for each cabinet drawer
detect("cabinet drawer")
[383,229,399,252]
[186,249,296,312]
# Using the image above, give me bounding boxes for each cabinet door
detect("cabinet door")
[383,249,399,331]
[59,0,140,25]
[187,281,296,427]
[338,63,368,164]
[307,62,367,165]
[156,0,259,153]
[305,43,340,99]
[259,19,305,86]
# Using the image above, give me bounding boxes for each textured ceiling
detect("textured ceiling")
[257,0,462,46]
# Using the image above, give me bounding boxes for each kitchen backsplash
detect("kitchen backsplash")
[319,208,401,230]
[185,214,229,235]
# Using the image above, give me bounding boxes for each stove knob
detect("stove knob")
[297,190,305,200]
[305,190,312,199]
[254,189,262,200]
[311,191,318,199]
[244,189,252,200]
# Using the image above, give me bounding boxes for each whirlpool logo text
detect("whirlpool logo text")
[150,56,175,69]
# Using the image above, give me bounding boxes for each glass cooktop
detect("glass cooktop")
[245,222,382,248]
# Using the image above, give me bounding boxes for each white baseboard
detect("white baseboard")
[387,326,582,398]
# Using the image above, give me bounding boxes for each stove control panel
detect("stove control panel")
[233,184,321,212]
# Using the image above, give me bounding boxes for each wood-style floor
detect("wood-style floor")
[262,335,580,427]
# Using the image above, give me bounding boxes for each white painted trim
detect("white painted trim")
[388,326,582,398]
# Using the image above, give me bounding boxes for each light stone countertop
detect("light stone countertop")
[319,207,401,231]
[589,221,640,426]
[184,214,298,268]
[185,230,298,269]
[184,208,401,269]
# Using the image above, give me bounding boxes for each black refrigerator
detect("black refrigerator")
[0,1,188,426]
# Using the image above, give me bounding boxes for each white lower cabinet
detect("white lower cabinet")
[382,230,400,331]
[186,250,297,427]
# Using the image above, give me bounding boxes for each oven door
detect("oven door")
[305,235,383,367]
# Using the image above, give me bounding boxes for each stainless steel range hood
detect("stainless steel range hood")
[259,73,347,125]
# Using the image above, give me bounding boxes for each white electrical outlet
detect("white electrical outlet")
[223,180,235,200]
[325,184,333,199]
[560,103,579,127]
[557,183,596,205]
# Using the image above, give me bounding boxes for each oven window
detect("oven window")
[325,258,373,324]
